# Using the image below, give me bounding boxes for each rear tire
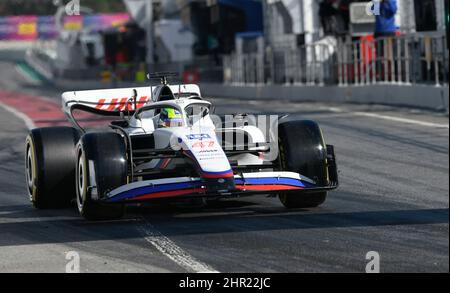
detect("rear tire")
[25,127,80,209]
[76,132,126,220]
[277,120,329,208]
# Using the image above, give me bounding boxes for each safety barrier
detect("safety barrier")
[223,35,449,87]
[337,35,449,86]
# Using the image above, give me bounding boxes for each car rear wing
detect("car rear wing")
[61,84,202,116]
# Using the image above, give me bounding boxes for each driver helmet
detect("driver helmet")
[158,108,183,128]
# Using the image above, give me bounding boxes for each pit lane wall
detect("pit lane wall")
[200,83,449,113]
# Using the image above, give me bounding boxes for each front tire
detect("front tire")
[277,120,329,208]
[25,127,80,209]
[76,132,126,220]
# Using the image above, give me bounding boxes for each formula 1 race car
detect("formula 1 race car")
[25,73,338,220]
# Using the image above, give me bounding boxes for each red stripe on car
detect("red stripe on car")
[136,96,148,109]
[201,171,234,179]
[116,98,129,111]
[96,99,106,109]
[105,98,118,111]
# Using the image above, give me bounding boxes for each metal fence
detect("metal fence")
[223,35,449,87]
[223,43,336,86]
[29,35,449,87]
[337,35,449,86]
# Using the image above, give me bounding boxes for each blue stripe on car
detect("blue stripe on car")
[107,177,315,202]
[234,177,312,188]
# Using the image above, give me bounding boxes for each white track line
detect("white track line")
[137,218,219,273]
[353,112,449,129]
[0,102,35,130]
[323,107,449,129]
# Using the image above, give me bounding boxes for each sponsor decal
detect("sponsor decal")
[192,141,215,149]
[94,96,148,111]
[186,134,211,140]
[0,16,37,40]
[0,13,129,40]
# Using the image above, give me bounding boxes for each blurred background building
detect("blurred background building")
[0,0,448,88]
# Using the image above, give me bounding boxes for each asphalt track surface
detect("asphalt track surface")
[0,48,448,272]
